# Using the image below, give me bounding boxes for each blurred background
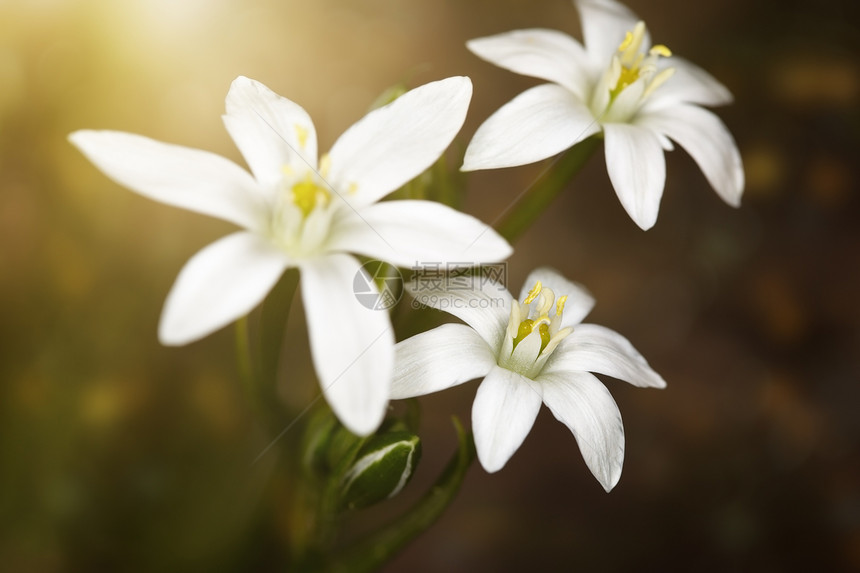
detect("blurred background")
[1,0,858,570]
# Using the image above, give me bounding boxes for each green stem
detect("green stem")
[235,315,255,404]
[494,136,600,243]
[257,268,300,389]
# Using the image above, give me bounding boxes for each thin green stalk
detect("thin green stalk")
[257,268,300,389]
[235,315,255,406]
[495,136,600,243]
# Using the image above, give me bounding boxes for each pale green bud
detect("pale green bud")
[339,431,422,510]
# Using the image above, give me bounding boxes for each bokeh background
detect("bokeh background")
[2,0,858,571]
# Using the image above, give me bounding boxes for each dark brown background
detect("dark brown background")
[1,0,858,571]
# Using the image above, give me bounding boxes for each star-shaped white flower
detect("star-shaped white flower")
[391,267,665,491]
[462,0,744,230]
[70,76,512,436]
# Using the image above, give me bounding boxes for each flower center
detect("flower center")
[267,155,336,256]
[591,21,675,122]
[290,172,331,217]
[498,280,574,379]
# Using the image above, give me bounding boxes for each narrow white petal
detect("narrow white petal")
[391,324,496,399]
[159,232,290,345]
[300,254,394,436]
[222,76,318,188]
[636,104,744,207]
[327,77,472,209]
[406,280,512,353]
[520,267,595,328]
[467,28,593,100]
[602,123,666,230]
[472,366,543,473]
[657,57,734,107]
[462,84,599,171]
[538,370,624,491]
[328,200,512,268]
[69,130,262,230]
[576,0,644,66]
[543,324,666,388]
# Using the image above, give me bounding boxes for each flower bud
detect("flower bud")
[339,431,422,510]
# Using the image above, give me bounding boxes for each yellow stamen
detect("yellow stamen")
[650,44,672,58]
[523,281,542,304]
[295,124,309,149]
[619,30,634,52]
[535,287,555,316]
[619,22,646,66]
[642,67,676,99]
[606,22,674,105]
[556,295,568,317]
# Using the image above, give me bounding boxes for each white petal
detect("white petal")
[391,324,496,399]
[520,267,595,328]
[159,232,290,345]
[658,57,734,107]
[327,77,472,209]
[222,76,318,189]
[538,370,624,491]
[328,200,512,268]
[543,324,666,388]
[636,104,744,207]
[576,0,644,66]
[406,279,512,353]
[467,28,593,100]
[472,365,543,473]
[69,130,262,230]
[602,122,666,230]
[462,84,599,171]
[300,254,394,436]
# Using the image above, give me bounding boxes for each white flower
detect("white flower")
[462,0,744,230]
[391,267,665,491]
[70,76,512,436]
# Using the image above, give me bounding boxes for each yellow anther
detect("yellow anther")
[523,281,542,304]
[650,44,672,58]
[295,124,309,149]
[555,295,568,317]
[619,30,634,52]
[348,182,359,195]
